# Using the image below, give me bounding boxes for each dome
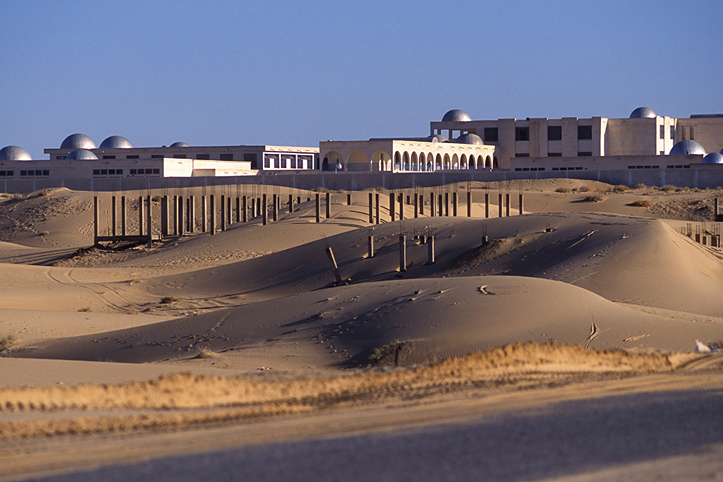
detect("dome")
[0,145,32,161]
[427,134,449,143]
[442,109,471,122]
[67,148,98,160]
[455,133,484,145]
[630,107,657,119]
[170,141,189,148]
[99,135,133,149]
[702,152,723,164]
[61,133,96,150]
[669,140,706,156]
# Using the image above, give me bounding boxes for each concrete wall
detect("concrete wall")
[3,167,723,195]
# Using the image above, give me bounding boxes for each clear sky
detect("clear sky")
[1,0,722,159]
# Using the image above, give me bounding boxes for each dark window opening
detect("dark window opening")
[103,155,116,160]
[483,127,498,143]
[577,125,592,140]
[220,153,233,161]
[548,152,562,157]
[577,152,592,157]
[548,126,562,141]
[126,155,139,159]
[515,127,529,141]
[196,154,210,160]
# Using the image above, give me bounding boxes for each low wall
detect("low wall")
[2,168,723,194]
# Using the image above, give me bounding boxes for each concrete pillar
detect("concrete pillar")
[368,234,374,258]
[399,193,404,220]
[430,193,436,217]
[390,192,396,222]
[227,196,232,226]
[453,192,458,217]
[221,195,226,231]
[419,194,424,216]
[262,194,267,226]
[93,196,98,242]
[146,195,152,247]
[399,234,407,272]
[242,196,247,223]
[316,193,320,223]
[414,193,419,218]
[506,193,511,217]
[121,196,127,236]
[438,194,443,217]
[368,192,373,223]
[326,192,331,218]
[375,193,380,224]
[444,192,449,217]
[202,196,208,232]
[519,193,524,215]
[347,192,352,205]
[289,194,294,213]
[161,195,168,236]
[210,195,215,234]
[235,196,240,223]
[189,196,196,233]
[427,235,435,264]
[467,191,471,217]
[138,195,145,236]
[498,193,503,218]
[111,196,117,237]
[177,195,184,236]
[273,194,278,222]
[485,193,489,219]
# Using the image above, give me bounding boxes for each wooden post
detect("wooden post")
[138,195,145,236]
[390,192,396,222]
[161,195,168,236]
[315,193,320,223]
[111,196,117,237]
[93,195,98,243]
[121,196,127,236]
[467,191,471,217]
[262,194,267,226]
[368,192,374,223]
[326,192,331,218]
[325,246,343,285]
[427,235,435,264]
[210,195,215,234]
[368,234,374,258]
[399,234,407,272]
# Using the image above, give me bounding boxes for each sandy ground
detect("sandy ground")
[0,180,722,480]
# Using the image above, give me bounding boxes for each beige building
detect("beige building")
[430,108,723,170]
[319,135,497,173]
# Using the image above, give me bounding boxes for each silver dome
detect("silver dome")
[67,148,98,160]
[455,133,484,145]
[630,107,657,118]
[442,109,471,122]
[61,133,96,150]
[702,152,723,164]
[0,145,32,161]
[427,134,449,143]
[170,141,189,148]
[669,140,706,156]
[99,135,133,149]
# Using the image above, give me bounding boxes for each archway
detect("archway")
[443,154,451,170]
[347,151,370,171]
[493,156,499,169]
[403,152,410,171]
[372,150,391,172]
[485,156,492,169]
[435,153,442,170]
[411,152,418,172]
[324,151,343,171]
[460,154,468,170]
[394,151,402,171]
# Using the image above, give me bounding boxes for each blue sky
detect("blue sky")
[1,0,722,159]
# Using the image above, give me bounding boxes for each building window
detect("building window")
[103,155,116,160]
[196,154,210,160]
[126,155,139,159]
[483,127,498,143]
[660,125,665,139]
[298,154,312,169]
[243,153,258,168]
[515,127,529,141]
[577,152,592,157]
[153,168,160,174]
[151,155,163,159]
[281,155,294,168]
[577,125,592,140]
[670,125,675,140]
[548,152,562,157]
[0,170,12,177]
[516,153,529,157]
[220,153,233,161]
[173,154,186,159]
[690,126,695,140]
[265,154,279,169]
[548,126,562,141]
[290,157,297,168]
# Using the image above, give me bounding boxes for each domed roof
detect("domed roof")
[0,145,32,161]
[669,140,706,156]
[99,135,133,149]
[455,133,484,145]
[67,148,98,160]
[442,109,471,122]
[427,134,449,143]
[170,141,189,148]
[61,133,96,150]
[630,107,657,118]
[702,152,723,164]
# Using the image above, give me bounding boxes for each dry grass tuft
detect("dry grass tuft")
[160,296,179,304]
[613,185,630,193]
[555,187,572,193]
[629,199,652,208]
[581,194,606,203]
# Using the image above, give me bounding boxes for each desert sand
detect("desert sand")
[0,180,722,480]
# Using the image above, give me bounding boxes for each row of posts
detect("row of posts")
[683,222,721,248]
[94,189,523,245]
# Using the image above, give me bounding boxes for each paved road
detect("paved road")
[22,388,723,482]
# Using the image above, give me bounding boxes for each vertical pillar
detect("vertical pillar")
[399,193,404,220]
[315,193,320,223]
[438,194,443,217]
[221,194,226,231]
[506,193,511,217]
[111,196,117,237]
[146,195,152,247]
[189,195,195,233]
[177,195,184,236]
[161,195,168,236]
[452,192,458,217]
[467,191,471,217]
[419,194,424,216]
[368,192,373,223]
[519,193,523,215]
[235,196,240,223]
[93,196,98,243]
[414,193,419,218]
[242,196,247,223]
[273,194,278,222]
[326,192,331,218]
[368,234,374,258]
[498,193,503,218]
[289,194,294,213]
[121,196,127,236]
[138,195,145,236]
[210,195,215,234]
[375,193,380,224]
[390,192,396,222]
[431,193,436,217]
[399,234,407,272]
[227,196,232,226]
[485,193,490,219]
[250,198,256,219]
[427,235,435,264]
[325,246,343,285]
[262,194,267,226]
[444,192,449,217]
[202,196,208,232]
[347,192,352,205]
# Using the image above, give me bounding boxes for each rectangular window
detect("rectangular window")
[173,154,186,159]
[100,169,108,175]
[152,168,160,174]
[144,168,153,174]
[116,169,123,175]
[690,126,695,140]
[244,153,258,168]
[577,152,592,157]
[264,156,271,168]
[660,125,665,139]
[20,170,27,176]
[196,154,210,160]
[483,127,498,143]
[577,125,592,140]
[548,152,562,157]
[548,126,562,141]
[515,127,529,141]
[298,155,312,169]
[516,153,529,157]
[102,155,116,160]
[290,157,297,168]
[220,153,233,161]
[126,155,139,159]
[57,156,67,160]
[151,155,163,159]
[130,169,137,175]
[670,125,675,140]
